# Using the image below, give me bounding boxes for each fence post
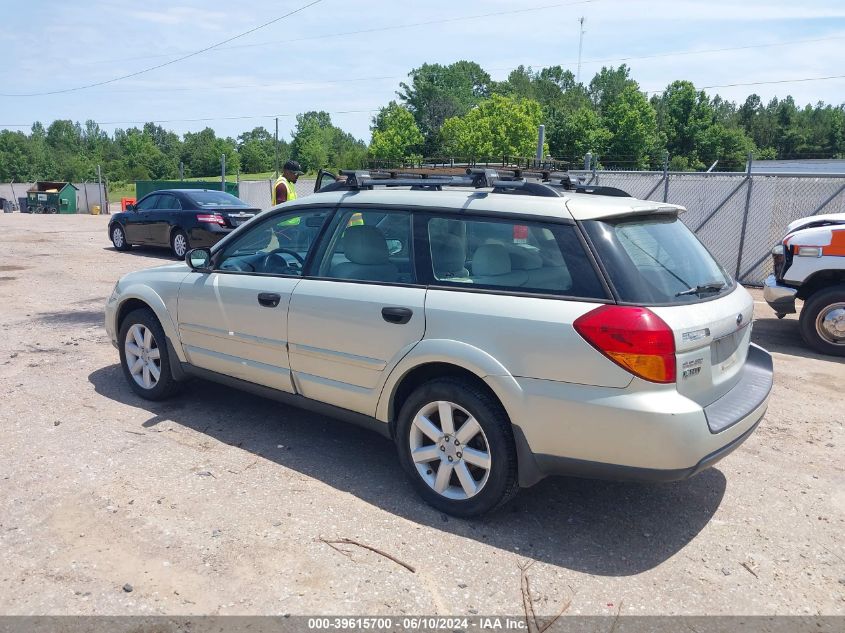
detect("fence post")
[221,154,226,192]
[584,152,592,171]
[662,151,670,202]
[735,152,754,280]
[83,180,90,214]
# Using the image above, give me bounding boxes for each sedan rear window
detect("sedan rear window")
[584,215,732,304]
[186,191,248,208]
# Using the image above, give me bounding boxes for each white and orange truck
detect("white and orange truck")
[764,213,845,356]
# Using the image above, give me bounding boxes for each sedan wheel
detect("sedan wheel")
[171,230,189,259]
[111,225,130,251]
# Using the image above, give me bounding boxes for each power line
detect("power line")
[0,108,381,129]
[3,71,844,129]
[7,0,600,72]
[21,34,845,97]
[0,0,324,97]
[646,73,845,95]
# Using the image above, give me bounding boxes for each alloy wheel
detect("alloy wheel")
[172,233,188,258]
[124,324,161,390]
[112,227,124,248]
[408,400,492,500]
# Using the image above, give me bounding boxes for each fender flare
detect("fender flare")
[115,285,186,364]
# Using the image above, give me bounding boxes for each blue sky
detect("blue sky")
[1,0,844,143]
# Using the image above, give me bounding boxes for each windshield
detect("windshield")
[584,215,732,305]
[186,191,248,208]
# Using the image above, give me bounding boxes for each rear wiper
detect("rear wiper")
[675,282,726,297]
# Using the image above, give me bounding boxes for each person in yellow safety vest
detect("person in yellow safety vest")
[272,160,303,206]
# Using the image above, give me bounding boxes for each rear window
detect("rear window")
[427,216,608,300]
[186,191,248,208]
[584,215,733,304]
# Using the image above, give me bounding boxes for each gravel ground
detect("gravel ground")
[0,214,843,617]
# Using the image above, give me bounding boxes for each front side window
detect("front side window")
[135,195,159,212]
[317,209,414,284]
[583,215,733,304]
[426,216,608,299]
[214,209,330,275]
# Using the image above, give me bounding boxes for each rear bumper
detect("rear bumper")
[763,274,798,314]
[489,344,773,487]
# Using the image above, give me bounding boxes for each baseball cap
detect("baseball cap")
[283,160,304,175]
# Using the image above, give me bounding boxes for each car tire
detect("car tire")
[395,377,519,517]
[170,229,190,260]
[118,308,180,400]
[799,285,845,357]
[110,224,131,251]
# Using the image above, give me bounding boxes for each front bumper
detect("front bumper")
[490,344,773,487]
[763,274,798,315]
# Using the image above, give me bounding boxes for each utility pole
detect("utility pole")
[221,154,226,192]
[275,117,280,179]
[576,17,586,84]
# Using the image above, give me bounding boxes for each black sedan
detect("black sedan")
[108,189,260,259]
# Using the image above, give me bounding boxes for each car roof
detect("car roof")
[291,188,685,221]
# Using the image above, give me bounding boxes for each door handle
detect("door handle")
[257,292,281,308]
[382,307,413,324]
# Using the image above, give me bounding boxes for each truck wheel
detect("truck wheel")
[799,285,845,357]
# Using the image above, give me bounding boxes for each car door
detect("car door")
[287,207,425,415]
[176,207,332,392]
[149,193,182,246]
[124,194,160,243]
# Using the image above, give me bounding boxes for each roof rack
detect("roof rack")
[336,168,630,198]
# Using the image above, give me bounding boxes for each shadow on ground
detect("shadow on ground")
[103,246,175,261]
[752,316,843,362]
[37,308,104,326]
[89,364,727,577]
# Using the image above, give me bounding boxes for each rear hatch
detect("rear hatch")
[581,212,754,408]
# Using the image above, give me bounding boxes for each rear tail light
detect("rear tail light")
[573,305,676,383]
[196,213,225,225]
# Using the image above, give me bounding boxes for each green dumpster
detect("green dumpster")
[26,181,78,214]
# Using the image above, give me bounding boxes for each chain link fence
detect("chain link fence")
[569,169,845,287]
[238,178,316,210]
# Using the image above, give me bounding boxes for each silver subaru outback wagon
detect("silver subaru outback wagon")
[105,170,773,517]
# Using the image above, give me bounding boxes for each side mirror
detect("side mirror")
[187,248,213,272]
[126,204,136,212]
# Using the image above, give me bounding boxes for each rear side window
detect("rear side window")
[583,215,732,304]
[426,216,608,300]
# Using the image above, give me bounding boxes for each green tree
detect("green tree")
[180,128,239,177]
[440,95,546,158]
[589,65,639,115]
[603,85,661,168]
[369,101,424,163]
[398,61,492,154]
[545,106,610,160]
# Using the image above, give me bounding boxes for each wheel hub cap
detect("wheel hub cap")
[817,304,845,344]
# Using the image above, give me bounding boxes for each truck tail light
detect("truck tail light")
[573,305,676,383]
[197,213,225,225]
